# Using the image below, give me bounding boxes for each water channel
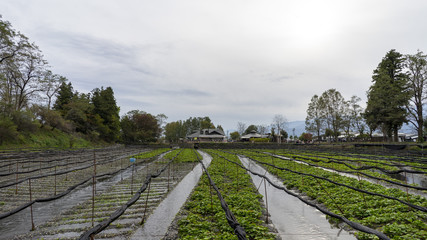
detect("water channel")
[130,150,212,239]
[240,156,356,240]
[0,156,154,240]
[271,154,427,198]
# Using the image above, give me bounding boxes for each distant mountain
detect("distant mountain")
[286,121,305,137]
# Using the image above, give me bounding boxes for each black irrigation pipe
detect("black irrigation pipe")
[0,156,101,177]
[212,150,390,240]
[289,151,427,170]
[0,161,135,220]
[289,155,427,175]
[267,152,427,192]
[270,147,427,165]
[0,150,169,221]
[0,151,143,189]
[237,152,427,212]
[0,146,138,169]
[194,149,247,240]
[0,149,146,177]
[293,149,427,166]
[253,149,427,172]
[78,149,182,240]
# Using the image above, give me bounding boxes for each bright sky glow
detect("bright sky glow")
[1,0,427,132]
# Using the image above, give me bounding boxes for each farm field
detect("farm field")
[0,145,426,239]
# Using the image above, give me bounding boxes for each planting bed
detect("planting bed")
[175,149,278,239]
[0,146,168,239]
[229,149,427,240]
[7,148,205,240]
[1,145,426,239]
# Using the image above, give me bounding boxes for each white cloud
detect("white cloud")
[1,0,427,132]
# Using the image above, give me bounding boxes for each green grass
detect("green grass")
[0,128,93,150]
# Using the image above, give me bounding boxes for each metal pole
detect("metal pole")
[141,182,151,225]
[131,163,134,195]
[29,179,35,231]
[54,165,57,195]
[93,150,96,194]
[264,178,269,224]
[92,175,95,227]
[15,162,18,194]
[167,164,170,192]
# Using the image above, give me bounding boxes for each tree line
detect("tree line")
[164,116,223,143]
[305,49,427,142]
[0,16,164,145]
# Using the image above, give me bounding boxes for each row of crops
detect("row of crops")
[226,149,427,240]
[0,146,170,239]
[1,146,426,239]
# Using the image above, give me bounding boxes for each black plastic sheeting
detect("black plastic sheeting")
[0,152,164,221]
[78,150,182,240]
[0,156,98,177]
[0,159,134,220]
[243,153,427,212]
[194,150,247,240]
[268,152,427,192]
[213,150,391,240]
[0,153,134,189]
[290,155,427,175]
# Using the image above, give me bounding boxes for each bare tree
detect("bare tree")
[257,124,268,134]
[320,89,346,141]
[405,50,427,142]
[42,70,66,110]
[2,41,47,112]
[305,94,324,142]
[237,121,246,136]
[156,113,168,137]
[272,114,287,143]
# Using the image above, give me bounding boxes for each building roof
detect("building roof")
[241,130,268,139]
[186,128,225,138]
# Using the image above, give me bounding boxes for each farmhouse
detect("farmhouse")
[186,128,226,142]
[240,130,269,142]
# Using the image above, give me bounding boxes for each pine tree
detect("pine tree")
[365,49,410,142]
[91,87,120,142]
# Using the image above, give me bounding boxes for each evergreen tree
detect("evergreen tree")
[53,82,74,116]
[365,49,410,142]
[91,87,120,142]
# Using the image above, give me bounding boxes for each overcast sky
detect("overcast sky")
[1,0,427,133]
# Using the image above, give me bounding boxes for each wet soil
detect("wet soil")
[240,156,357,240]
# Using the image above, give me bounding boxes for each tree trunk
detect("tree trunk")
[393,128,399,142]
[417,109,424,142]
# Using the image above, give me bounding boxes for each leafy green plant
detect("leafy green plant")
[178,150,275,239]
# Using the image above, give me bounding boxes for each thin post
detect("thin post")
[93,150,96,194]
[54,165,57,195]
[92,175,95,227]
[236,162,239,192]
[131,163,134,195]
[264,178,269,224]
[15,162,18,194]
[141,182,151,225]
[121,158,123,181]
[405,171,410,209]
[167,164,170,192]
[357,172,367,207]
[209,183,214,217]
[29,179,35,231]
